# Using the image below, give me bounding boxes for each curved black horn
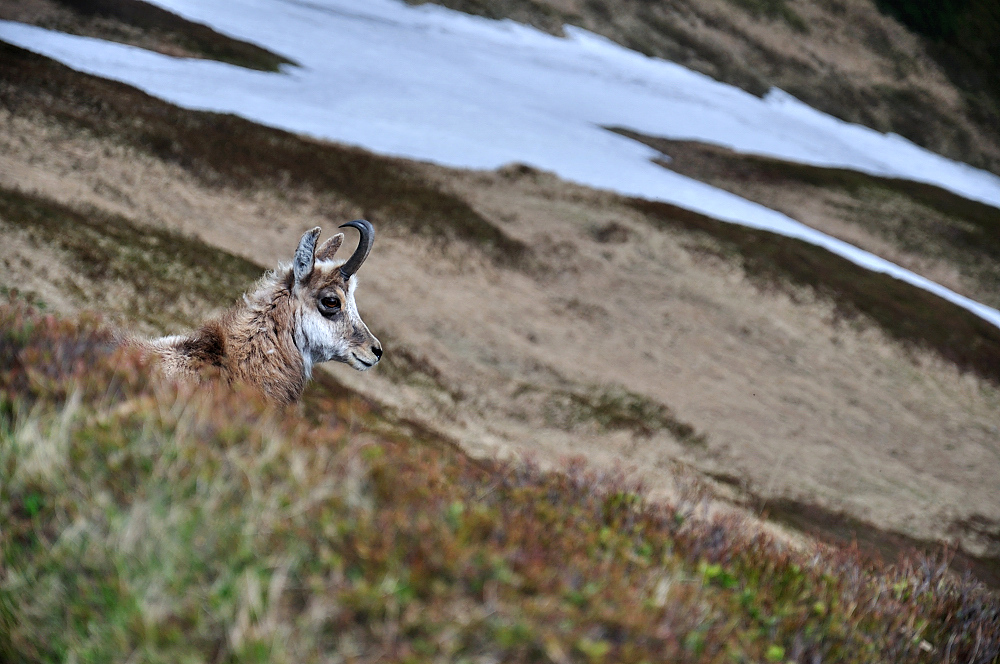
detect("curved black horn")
[338,219,374,278]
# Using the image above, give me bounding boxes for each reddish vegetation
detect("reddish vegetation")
[2,298,998,662]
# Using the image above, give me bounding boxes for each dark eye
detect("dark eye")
[319,296,341,312]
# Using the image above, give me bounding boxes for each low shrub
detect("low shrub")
[1,300,997,662]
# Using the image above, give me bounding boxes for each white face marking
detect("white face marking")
[292,266,381,374]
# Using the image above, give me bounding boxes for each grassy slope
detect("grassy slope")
[873,0,1000,131]
[6,41,1000,386]
[629,196,1000,386]
[0,185,262,330]
[0,0,295,72]
[0,181,711,459]
[611,127,1000,308]
[6,178,999,592]
[3,37,1000,647]
[0,42,528,268]
[2,300,999,663]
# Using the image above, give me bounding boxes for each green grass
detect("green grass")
[50,0,296,72]
[0,42,529,268]
[0,185,262,329]
[629,197,1000,386]
[2,300,999,662]
[709,470,1000,591]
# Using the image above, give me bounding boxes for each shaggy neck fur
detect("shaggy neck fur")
[157,269,308,405]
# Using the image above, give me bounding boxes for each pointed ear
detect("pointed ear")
[293,227,322,286]
[315,232,345,262]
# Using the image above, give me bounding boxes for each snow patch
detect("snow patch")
[3,0,1000,328]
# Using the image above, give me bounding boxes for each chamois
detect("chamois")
[142,221,382,405]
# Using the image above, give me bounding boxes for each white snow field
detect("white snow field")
[3,0,1000,328]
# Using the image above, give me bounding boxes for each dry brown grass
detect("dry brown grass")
[0,184,262,332]
[3,41,1000,589]
[612,128,1000,311]
[0,42,527,267]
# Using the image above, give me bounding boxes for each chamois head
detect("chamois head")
[291,221,382,374]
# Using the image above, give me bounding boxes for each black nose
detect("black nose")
[372,345,383,360]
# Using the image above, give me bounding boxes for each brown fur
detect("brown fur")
[138,226,380,405]
[142,273,307,404]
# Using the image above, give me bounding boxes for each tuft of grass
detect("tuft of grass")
[0,184,262,329]
[0,42,529,268]
[1,301,999,662]
[629,196,1000,385]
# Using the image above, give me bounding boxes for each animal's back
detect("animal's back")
[133,328,224,381]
